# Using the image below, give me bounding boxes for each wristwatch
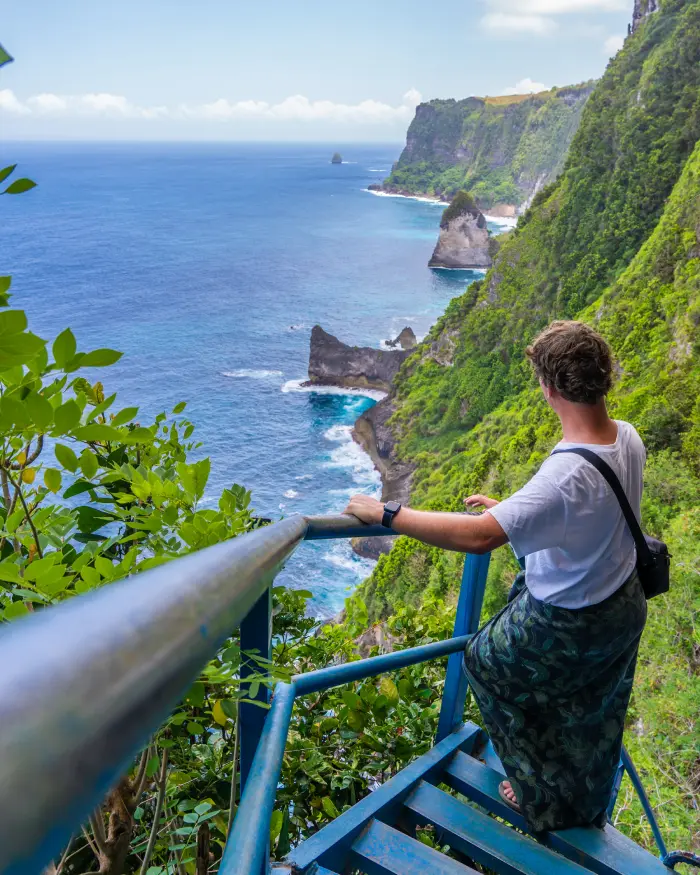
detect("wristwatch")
[382,501,402,530]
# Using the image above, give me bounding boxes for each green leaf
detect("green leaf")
[0,310,28,335]
[126,427,153,444]
[0,276,11,295]
[73,424,123,443]
[111,406,138,427]
[173,401,187,414]
[146,755,160,778]
[0,562,21,583]
[0,165,17,184]
[79,348,123,368]
[269,809,284,844]
[80,450,99,480]
[52,329,77,368]
[55,443,79,472]
[341,691,363,711]
[25,392,54,430]
[62,479,95,499]
[44,468,62,493]
[187,722,204,735]
[194,801,213,816]
[379,676,399,707]
[3,178,36,195]
[54,399,82,433]
[4,601,29,620]
[321,796,340,819]
[346,709,365,732]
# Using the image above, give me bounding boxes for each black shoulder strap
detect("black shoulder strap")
[551,448,652,565]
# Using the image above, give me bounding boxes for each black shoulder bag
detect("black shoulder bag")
[551,448,670,601]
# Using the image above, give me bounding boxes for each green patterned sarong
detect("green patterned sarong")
[464,570,647,832]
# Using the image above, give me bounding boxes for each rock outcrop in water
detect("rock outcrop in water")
[306,326,411,393]
[385,326,417,350]
[331,152,343,164]
[429,192,492,269]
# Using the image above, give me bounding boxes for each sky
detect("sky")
[0,0,633,142]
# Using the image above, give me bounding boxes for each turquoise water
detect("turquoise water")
[0,142,498,617]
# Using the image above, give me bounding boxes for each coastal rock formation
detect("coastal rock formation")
[352,397,415,559]
[429,192,492,269]
[385,326,417,350]
[306,326,411,393]
[331,152,343,164]
[377,83,595,212]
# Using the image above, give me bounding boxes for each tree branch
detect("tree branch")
[133,745,153,806]
[5,468,43,558]
[138,750,168,875]
[227,715,240,837]
[10,436,44,470]
[89,811,108,857]
[81,825,100,862]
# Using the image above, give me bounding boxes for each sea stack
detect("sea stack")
[429,191,492,270]
[305,326,411,393]
[331,152,343,164]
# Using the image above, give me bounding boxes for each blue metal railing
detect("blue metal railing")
[0,513,686,873]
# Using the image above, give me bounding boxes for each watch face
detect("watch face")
[385,501,401,514]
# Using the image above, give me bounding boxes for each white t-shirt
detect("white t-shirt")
[489,420,646,609]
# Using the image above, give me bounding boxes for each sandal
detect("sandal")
[498,780,522,813]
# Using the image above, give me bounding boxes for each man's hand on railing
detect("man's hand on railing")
[344,495,509,555]
[343,495,384,525]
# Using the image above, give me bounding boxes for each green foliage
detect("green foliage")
[381,83,594,208]
[440,190,479,227]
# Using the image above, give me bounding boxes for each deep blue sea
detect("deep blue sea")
[0,142,506,618]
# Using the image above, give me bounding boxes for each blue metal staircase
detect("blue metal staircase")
[0,515,697,874]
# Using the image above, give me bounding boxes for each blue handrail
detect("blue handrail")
[0,514,393,874]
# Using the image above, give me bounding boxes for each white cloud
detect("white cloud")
[481,13,557,34]
[501,78,549,95]
[0,89,31,114]
[604,34,625,55]
[1,89,422,126]
[494,0,626,12]
[481,0,628,36]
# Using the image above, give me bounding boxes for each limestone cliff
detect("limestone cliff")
[429,192,492,269]
[305,326,410,393]
[632,0,659,31]
[378,83,594,211]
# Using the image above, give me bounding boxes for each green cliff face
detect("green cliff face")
[380,84,595,209]
[360,0,700,849]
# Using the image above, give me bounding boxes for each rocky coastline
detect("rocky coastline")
[429,193,493,270]
[304,326,416,558]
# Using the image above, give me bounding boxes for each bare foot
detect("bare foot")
[499,780,521,812]
[502,781,518,805]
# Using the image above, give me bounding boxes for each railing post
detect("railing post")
[436,552,491,742]
[239,588,272,794]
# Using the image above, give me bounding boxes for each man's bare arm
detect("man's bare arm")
[343,495,508,555]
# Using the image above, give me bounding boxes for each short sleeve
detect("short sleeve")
[488,468,567,560]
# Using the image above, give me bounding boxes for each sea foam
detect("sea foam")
[323,424,381,490]
[365,189,449,206]
[282,378,387,402]
[223,369,284,379]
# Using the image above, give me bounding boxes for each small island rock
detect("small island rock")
[331,152,343,164]
[385,326,417,350]
[429,191,492,270]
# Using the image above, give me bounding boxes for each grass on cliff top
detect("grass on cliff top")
[482,92,549,105]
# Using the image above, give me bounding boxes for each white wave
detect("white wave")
[324,541,377,576]
[295,473,313,481]
[485,214,518,229]
[283,489,300,499]
[365,189,449,206]
[287,324,306,331]
[223,369,283,379]
[282,378,386,402]
[367,168,389,172]
[323,425,381,489]
[430,266,488,274]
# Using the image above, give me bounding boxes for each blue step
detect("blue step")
[444,751,671,875]
[405,781,592,875]
[350,819,480,875]
[286,722,481,873]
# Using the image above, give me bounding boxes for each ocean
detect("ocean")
[0,142,506,618]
